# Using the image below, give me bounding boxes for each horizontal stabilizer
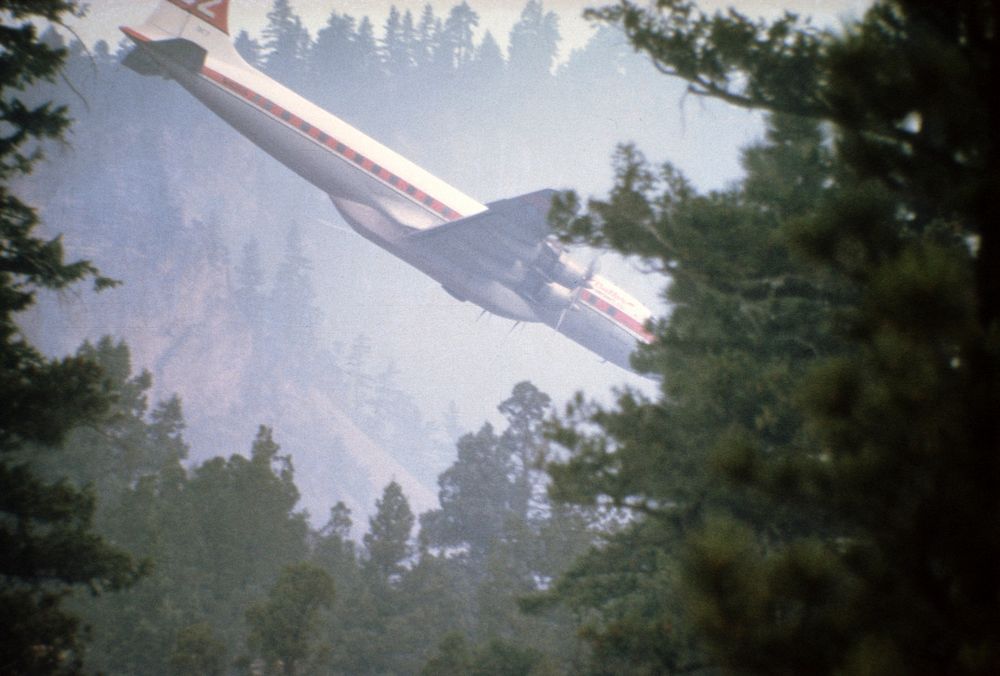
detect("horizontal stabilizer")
[122,47,162,76]
[142,38,208,73]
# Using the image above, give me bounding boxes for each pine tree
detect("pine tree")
[245,562,335,675]
[314,501,356,578]
[169,623,227,676]
[363,481,415,584]
[261,0,310,85]
[268,224,320,357]
[470,30,506,84]
[507,1,560,83]
[0,2,142,671]
[421,632,474,676]
[498,381,551,520]
[354,17,381,87]
[383,6,416,80]
[432,1,480,74]
[547,0,1000,672]
[414,4,439,71]
[236,237,265,318]
[421,423,512,562]
[234,30,263,67]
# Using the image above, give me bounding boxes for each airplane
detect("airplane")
[120,0,655,372]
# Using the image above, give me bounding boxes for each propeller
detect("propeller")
[555,256,601,331]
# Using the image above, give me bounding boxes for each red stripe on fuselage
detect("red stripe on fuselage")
[200,65,464,221]
[580,289,653,343]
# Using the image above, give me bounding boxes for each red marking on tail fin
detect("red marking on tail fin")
[168,0,229,35]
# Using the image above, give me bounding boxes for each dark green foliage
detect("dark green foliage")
[423,633,551,676]
[22,352,588,674]
[364,480,415,583]
[546,0,1000,673]
[0,3,116,315]
[246,562,335,675]
[421,632,474,676]
[470,638,547,676]
[422,382,553,562]
[184,427,309,601]
[420,423,512,560]
[540,517,699,674]
[168,623,226,676]
[418,383,591,672]
[0,2,141,672]
[25,338,185,496]
[71,413,311,674]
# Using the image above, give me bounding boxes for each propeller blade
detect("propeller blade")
[585,256,601,280]
[555,305,570,331]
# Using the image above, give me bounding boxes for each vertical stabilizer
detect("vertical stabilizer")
[166,0,230,35]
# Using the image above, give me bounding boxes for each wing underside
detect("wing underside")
[403,188,558,265]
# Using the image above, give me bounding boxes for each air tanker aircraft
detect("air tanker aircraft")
[121,0,654,371]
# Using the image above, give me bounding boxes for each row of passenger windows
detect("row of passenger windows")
[232,76,456,218]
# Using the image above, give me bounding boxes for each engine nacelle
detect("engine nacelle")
[535,281,574,309]
[537,241,588,289]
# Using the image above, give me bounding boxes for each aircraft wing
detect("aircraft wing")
[403,189,559,263]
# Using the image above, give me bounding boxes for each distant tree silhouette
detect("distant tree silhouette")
[508,0,560,83]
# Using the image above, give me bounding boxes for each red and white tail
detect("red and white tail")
[121,0,245,71]
[164,0,230,35]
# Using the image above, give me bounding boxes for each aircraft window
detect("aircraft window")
[318,132,328,143]
[335,142,346,153]
[281,110,291,121]
[301,122,311,133]
[354,154,366,164]
[406,185,417,195]
[423,195,434,206]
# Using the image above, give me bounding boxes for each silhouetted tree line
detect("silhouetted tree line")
[35,338,592,674]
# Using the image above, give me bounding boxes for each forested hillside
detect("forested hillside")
[30,345,597,673]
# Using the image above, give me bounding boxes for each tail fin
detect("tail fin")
[121,0,243,75]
